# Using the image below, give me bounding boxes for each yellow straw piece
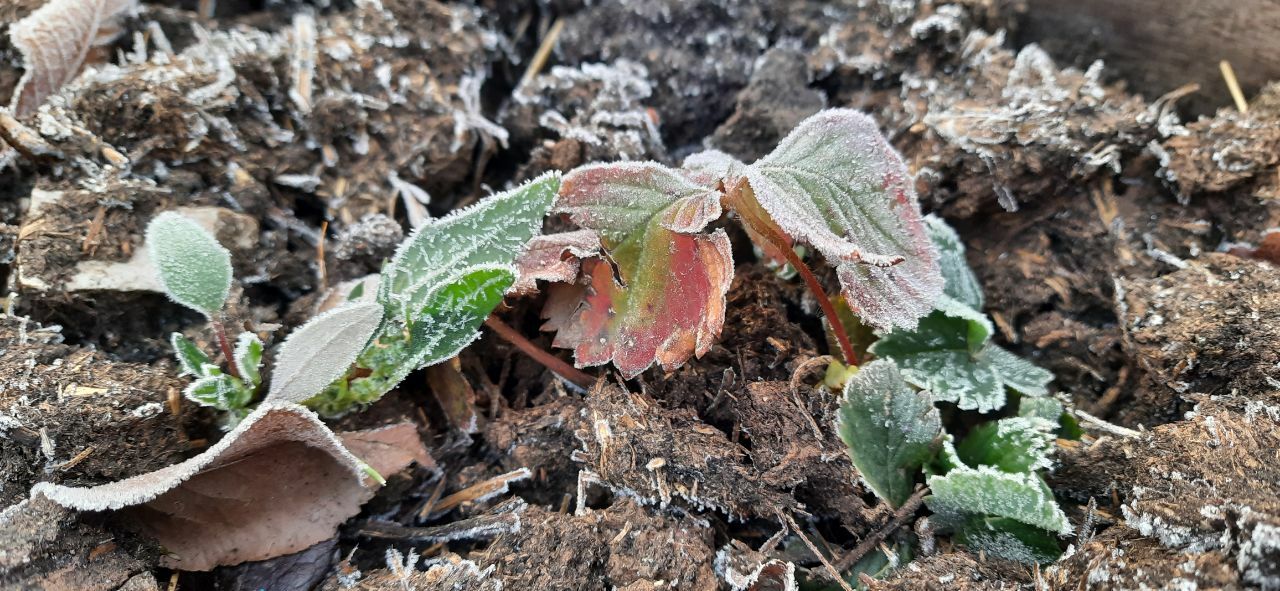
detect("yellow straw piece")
[1219,60,1248,113]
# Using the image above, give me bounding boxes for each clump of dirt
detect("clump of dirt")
[1121,254,1280,422]
[473,499,718,589]
[1160,83,1280,200]
[0,315,197,509]
[502,59,668,178]
[709,47,826,161]
[0,496,159,590]
[1046,526,1243,590]
[864,551,1030,590]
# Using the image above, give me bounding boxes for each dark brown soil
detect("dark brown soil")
[3,0,1280,589]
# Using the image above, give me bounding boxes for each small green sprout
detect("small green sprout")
[148,213,260,427]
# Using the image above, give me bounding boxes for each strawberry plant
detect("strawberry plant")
[146,173,559,421]
[525,109,944,378]
[837,217,1075,566]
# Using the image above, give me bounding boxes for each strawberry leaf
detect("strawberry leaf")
[926,215,983,308]
[955,417,1056,474]
[552,163,732,377]
[171,332,211,377]
[926,466,1071,536]
[837,360,941,507]
[744,109,942,331]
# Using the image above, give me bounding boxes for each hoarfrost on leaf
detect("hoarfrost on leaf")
[926,464,1071,535]
[146,212,233,317]
[233,331,264,387]
[925,214,983,308]
[955,417,1056,474]
[552,162,731,378]
[837,360,941,507]
[8,0,138,117]
[267,301,384,404]
[744,109,943,331]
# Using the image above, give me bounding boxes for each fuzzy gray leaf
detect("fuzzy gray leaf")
[146,212,233,317]
[268,302,384,404]
[837,360,941,507]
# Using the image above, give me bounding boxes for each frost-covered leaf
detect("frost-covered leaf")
[980,345,1052,396]
[8,0,137,117]
[379,172,558,320]
[950,515,1063,564]
[837,360,941,507]
[926,215,983,308]
[1018,397,1064,422]
[185,372,250,411]
[401,264,515,371]
[869,298,1051,411]
[171,332,211,377]
[926,466,1071,535]
[956,417,1055,474]
[31,403,424,570]
[146,212,233,317]
[510,229,600,295]
[267,301,384,404]
[552,163,732,378]
[234,332,264,387]
[744,109,942,331]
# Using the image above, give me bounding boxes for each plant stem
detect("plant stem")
[210,317,241,379]
[484,315,594,389]
[725,181,859,366]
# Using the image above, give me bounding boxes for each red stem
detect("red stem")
[725,181,858,366]
[484,315,594,389]
[211,318,241,379]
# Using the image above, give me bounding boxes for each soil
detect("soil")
[3,0,1280,589]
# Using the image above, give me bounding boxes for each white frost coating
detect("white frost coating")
[745,109,943,331]
[32,402,373,511]
[267,301,384,403]
[714,547,797,591]
[8,0,138,116]
[927,464,1071,535]
[1239,521,1280,589]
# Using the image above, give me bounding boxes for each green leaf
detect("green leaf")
[233,332,263,387]
[744,109,943,332]
[925,215,983,309]
[379,172,559,320]
[171,332,211,377]
[1018,397,1083,440]
[980,345,1052,396]
[268,301,384,404]
[837,360,941,507]
[956,417,1056,473]
[869,300,1051,412]
[403,264,516,371]
[926,466,1071,535]
[184,372,253,412]
[146,212,233,317]
[950,515,1063,564]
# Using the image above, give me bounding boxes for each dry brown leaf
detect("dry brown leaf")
[31,403,429,571]
[340,421,437,476]
[9,0,137,117]
[424,358,480,433]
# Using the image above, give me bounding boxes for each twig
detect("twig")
[833,486,929,571]
[484,315,593,389]
[778,510,856,591]
[1075,409,1143,438]
[360,511,519,543]
[1220,60,1248,113]
[516,18,564,92]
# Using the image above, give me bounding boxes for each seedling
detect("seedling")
[148,212,261,426]
[836,217,1073,565]
[533,109,943,378]
[148,172,559,420]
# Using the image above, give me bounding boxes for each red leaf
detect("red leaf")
[552,230,733,378]
[510,229,600,295]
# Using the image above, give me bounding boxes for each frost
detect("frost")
[8,0,138,117]
[837,360,941,507]
[380,172,558,321]
[267,301,384,404]
[744,109,943,331]
[955,417,1056,473]
[926,214,983,308]
[927,464,1071,535]
[145,212,233,317]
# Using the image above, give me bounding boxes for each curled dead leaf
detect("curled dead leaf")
[510,229,601,295]
[31,403,430,570]
[9,0,138,117]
